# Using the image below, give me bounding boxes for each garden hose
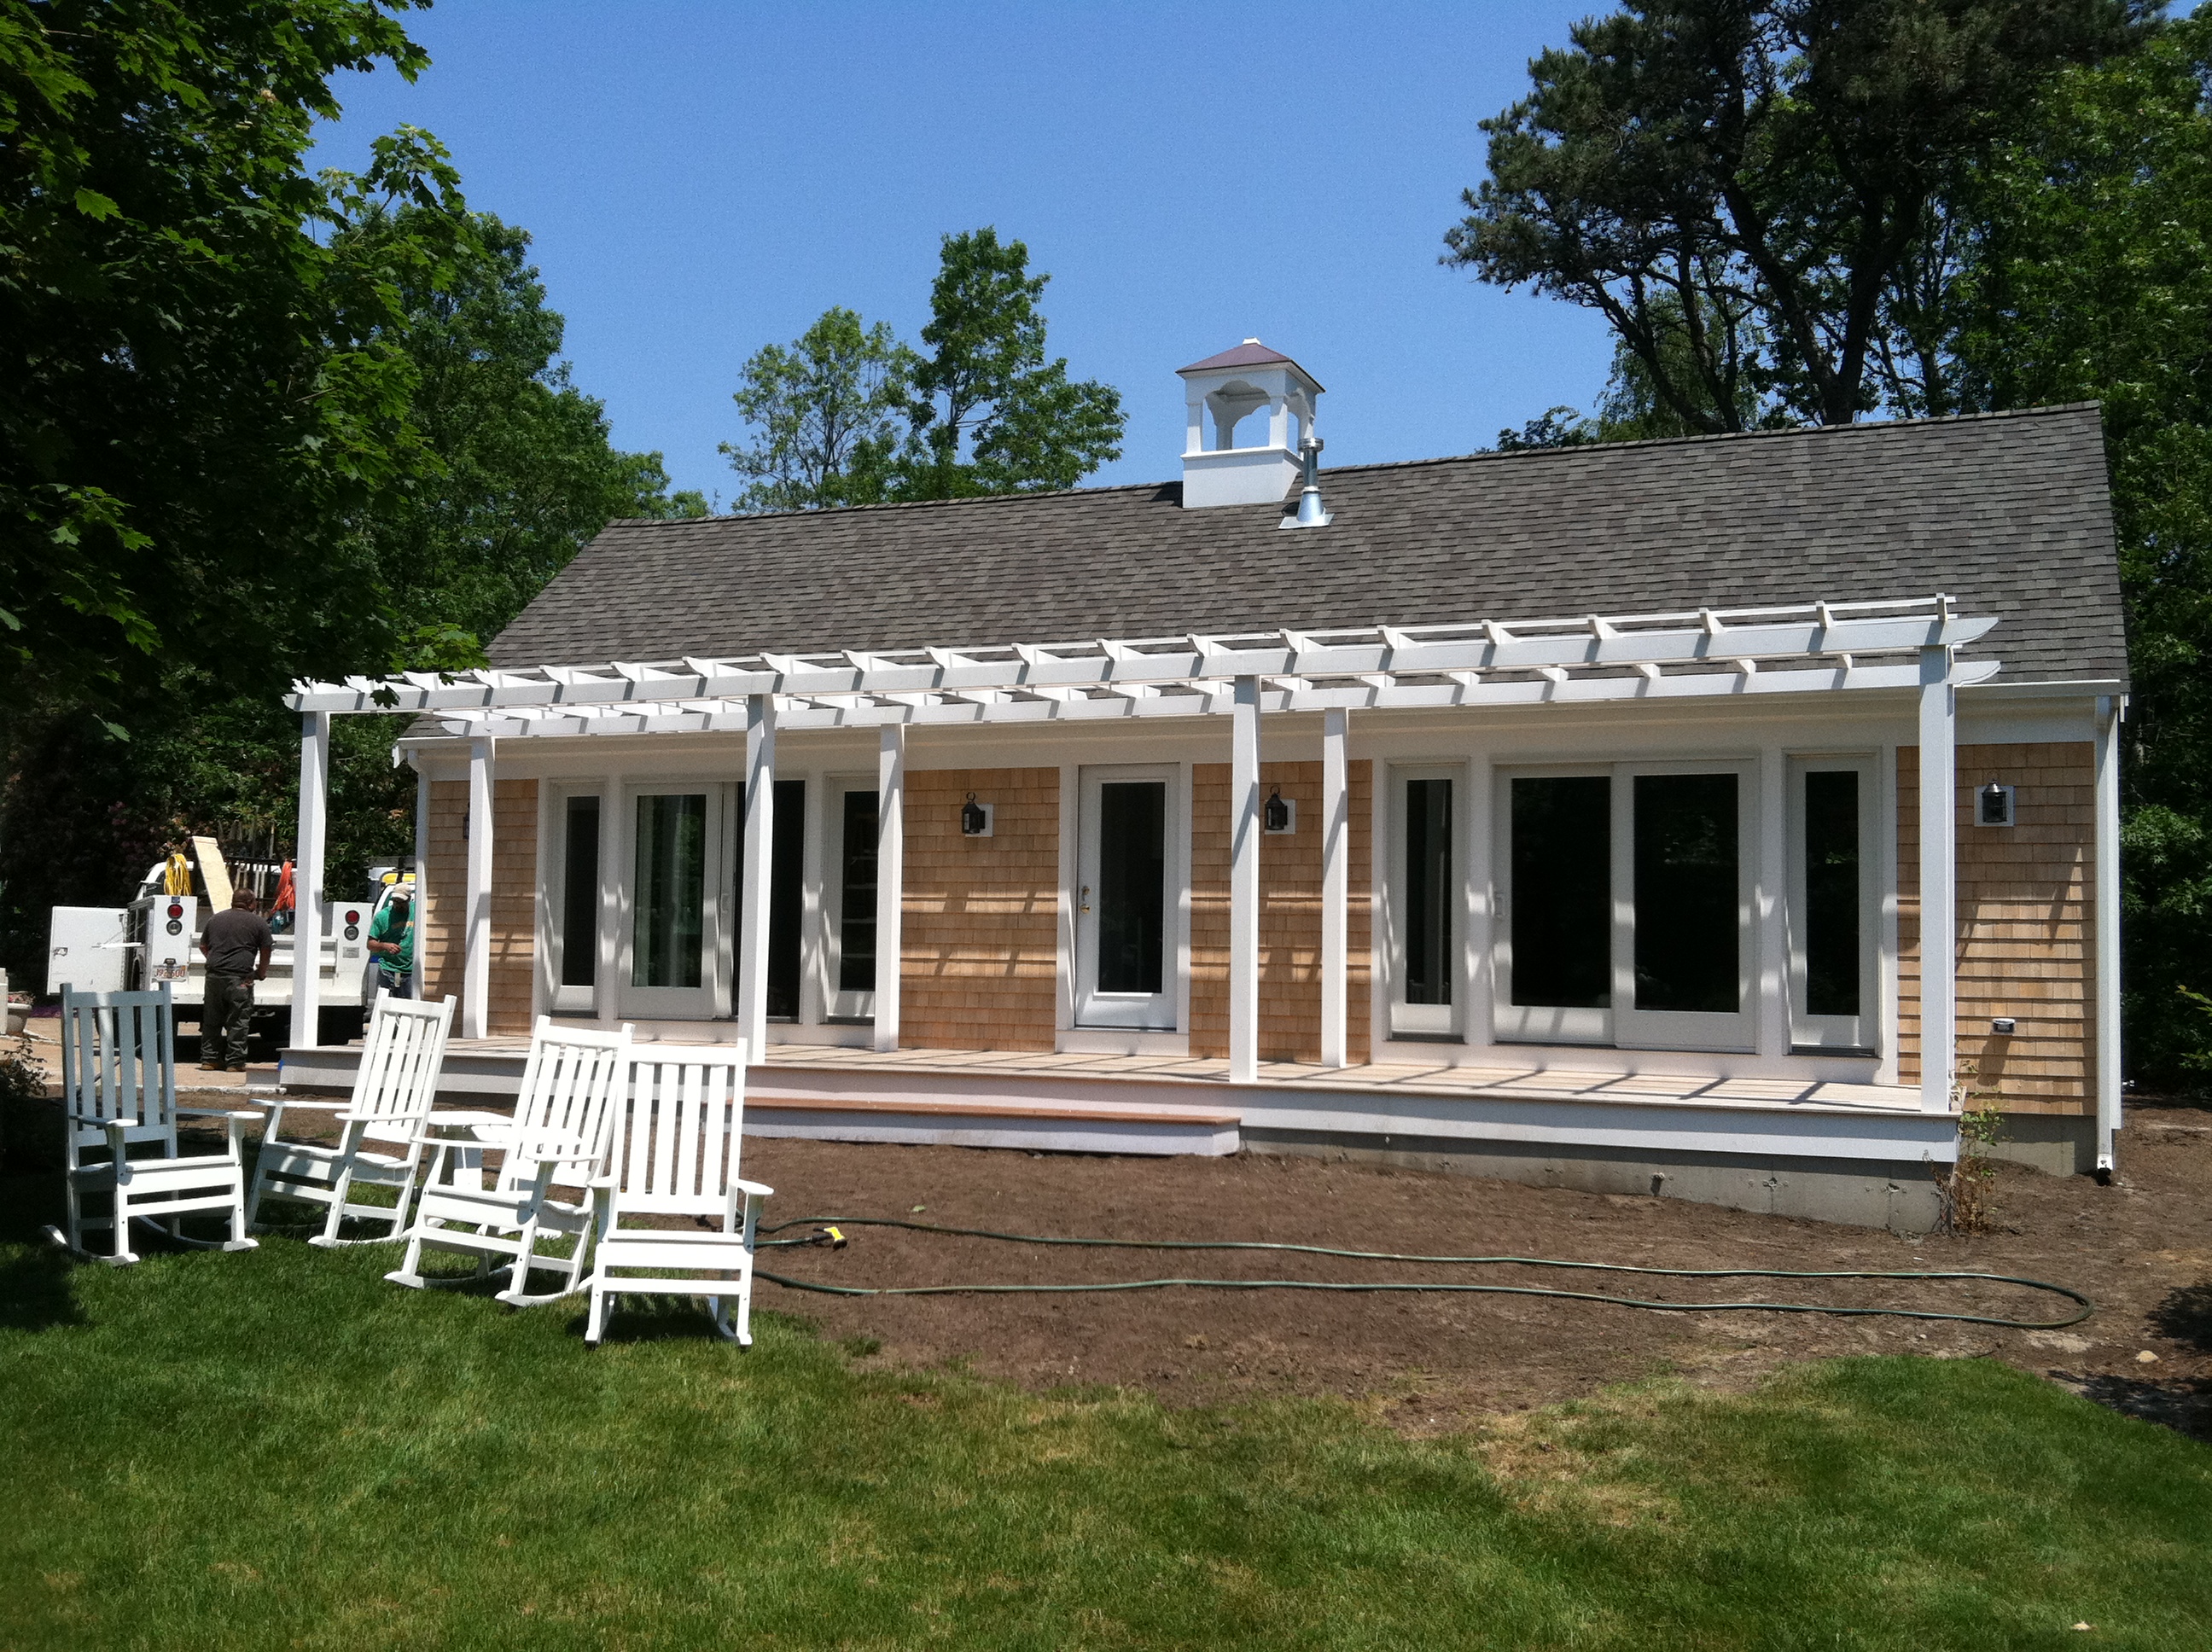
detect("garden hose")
[754,1215,2094,1330]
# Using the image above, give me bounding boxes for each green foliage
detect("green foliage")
[0,3,703,975]
[1950,15,2212,1085]
[724,229,1125,510]
[1447,0,2145,431]
[2,1209,2209,1649]
[719,307,916,512]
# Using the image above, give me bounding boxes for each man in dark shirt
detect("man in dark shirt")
[199,889,274,1072]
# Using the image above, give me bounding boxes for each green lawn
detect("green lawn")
[2,1231,2209,1651]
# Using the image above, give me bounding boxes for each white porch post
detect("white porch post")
[596,772,622,1024]
[411,761,429,1001]
[1319,707,1349,1069]
[291,711,329,1049]
[874,724,905,1053]
[463,736,494,1039]
[736,694,777,1061]
[2094,694,2124,1172]
[1229,676,1262,1084]
[1917,646,1956,1114]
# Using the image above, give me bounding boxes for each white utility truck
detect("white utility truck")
[45,847,415,1047]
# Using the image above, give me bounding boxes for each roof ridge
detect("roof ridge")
[602,403,2102,528]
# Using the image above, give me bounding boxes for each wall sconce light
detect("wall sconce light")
[1976,782,2016,828]
[1263,787,1295,835]
[961,793,994,837]
[1990,1016,2017,1036]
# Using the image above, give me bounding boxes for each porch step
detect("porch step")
[745,1094,1241,1157]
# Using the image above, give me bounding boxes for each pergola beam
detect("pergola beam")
[290,598,1997,715]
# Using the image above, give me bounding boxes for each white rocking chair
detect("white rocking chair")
[46,985,259,1265]
[247,991,457,1246]
[384,1018,633,1307]
[585,1044,771,1346]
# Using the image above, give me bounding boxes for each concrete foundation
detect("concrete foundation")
[1976,1112,2098,1177]
[1243,1127,1947,1233]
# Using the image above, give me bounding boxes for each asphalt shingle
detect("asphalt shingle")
[490,404,2126,687]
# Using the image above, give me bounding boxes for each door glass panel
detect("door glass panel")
[1633,773,1739,1014]
[561,795,599,988]
[632,793,706,989]
[1803,770,1861,1017]
[1097,781,1165,994]
[837,788,879,994]
[1404,777,1453,1005]
[731,780,806,1019]
[1510,776,1610,1008]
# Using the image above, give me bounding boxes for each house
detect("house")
[280,343,2129,1231]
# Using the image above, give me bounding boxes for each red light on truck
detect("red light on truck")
[345,910,360,924]
[166,903,183,919]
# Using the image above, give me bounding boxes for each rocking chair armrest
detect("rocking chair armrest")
[733,1179,775,1198]
[176,1105,265,1121]
[260,1098,347,1110]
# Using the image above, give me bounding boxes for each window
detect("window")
[1497,763,1754,1051]
[1789,756,1878,1052]
[632,792,707,991]
[559,794,600,990]
[1388,766,1462,1037]
[822,777,881,1021]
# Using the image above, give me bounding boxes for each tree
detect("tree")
[349,206,706,643]
[719,308,914,512]
[1949,12,2212,1082]
[1446,1,2145,433]
[899,228,1123,498]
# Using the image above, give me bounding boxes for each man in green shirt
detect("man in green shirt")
[366,893,414,1000]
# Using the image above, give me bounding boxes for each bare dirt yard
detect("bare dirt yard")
[734,1105,2212,1435]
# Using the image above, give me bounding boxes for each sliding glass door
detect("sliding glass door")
[622,785,723,1018]
[1497,763,1755,1051]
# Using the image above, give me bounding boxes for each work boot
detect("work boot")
[224,1062,248,1073]
[199,1060,223,1071]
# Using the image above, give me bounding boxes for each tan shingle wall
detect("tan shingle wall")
[898,767,1060,1052]
[1190,760,1375,1063]
[1898,742,2095,1113]
[419,777,538,1033]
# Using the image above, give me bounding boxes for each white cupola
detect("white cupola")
[1177,339,1324,509]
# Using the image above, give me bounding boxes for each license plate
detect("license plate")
[153,961,188,981]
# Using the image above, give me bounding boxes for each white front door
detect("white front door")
[1074,765,1176,1030]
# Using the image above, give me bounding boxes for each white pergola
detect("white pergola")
[288,595,1994,1113]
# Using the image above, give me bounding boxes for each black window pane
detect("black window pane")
[732,780,806,1020]
[1097,782,1165,994]
[838,789,879,994]
[1804,771,1861,1017]
[1510,777,1610,1008]
[1633,774,1739,1014]
[561,795,599,987]
[1405,778,1454,1005]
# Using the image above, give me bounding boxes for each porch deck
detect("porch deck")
[279,1037,1947,1177]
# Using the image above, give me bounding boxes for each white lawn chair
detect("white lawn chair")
[585,1044,771,1347]
[247,991,456,1246]
[384,1018,633,1307]
[45,985,259,1265]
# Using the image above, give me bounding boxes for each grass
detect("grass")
[2,1228,2209,1651]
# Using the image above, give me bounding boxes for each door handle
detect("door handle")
[1080,884,1091,914]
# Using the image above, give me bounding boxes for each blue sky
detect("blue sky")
[315,2,1627,507]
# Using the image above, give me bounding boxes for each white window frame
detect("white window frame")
[1385,761,1468,1041]
[1493,763,1613,1046]
[544,783,602,1016]
[819,771,879,1023]
[1787,752,1882,1055]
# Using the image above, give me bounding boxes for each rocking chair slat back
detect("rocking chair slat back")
[348,991,455,1142]
[61,986,178,1149]
[496,1019,634,1193]
[613,1049,750,1219]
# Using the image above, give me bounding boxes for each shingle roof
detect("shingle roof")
[1179,339,1318,385]
[492,404,2126,687]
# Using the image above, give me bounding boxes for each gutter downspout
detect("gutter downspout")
[2094,693,2127,1180]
